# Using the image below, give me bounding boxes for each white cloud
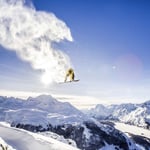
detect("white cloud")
[0,0,73,84]
[0,89,105,109]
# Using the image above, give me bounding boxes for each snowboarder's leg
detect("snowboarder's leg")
[70,73,75,81]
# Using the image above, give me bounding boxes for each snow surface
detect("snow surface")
[0,122,79,150]
[39,132,77,147]
[0,137,16,150]
[115,122,150,139]
[115,122,150,150]
[99,144,123,150]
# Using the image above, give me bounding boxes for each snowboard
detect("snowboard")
[59,79,80,84]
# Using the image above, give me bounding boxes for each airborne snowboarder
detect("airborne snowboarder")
[62,68,79,83]
[64,68,75,82]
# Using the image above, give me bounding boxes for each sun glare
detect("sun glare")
[41,73,53,85]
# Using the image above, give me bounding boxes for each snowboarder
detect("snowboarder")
[64,68,75,82]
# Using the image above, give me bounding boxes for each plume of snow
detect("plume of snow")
[0,0,73,84]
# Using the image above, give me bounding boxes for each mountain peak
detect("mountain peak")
[0,95,85,126]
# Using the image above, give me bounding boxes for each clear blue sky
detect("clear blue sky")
[0,0,150,104]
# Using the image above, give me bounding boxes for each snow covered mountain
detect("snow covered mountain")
[86,101,150,129]
[0,95,85,127]
[0,95,141,149]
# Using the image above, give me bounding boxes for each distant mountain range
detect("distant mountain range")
[0,95,149,150]
[86,100,150,129]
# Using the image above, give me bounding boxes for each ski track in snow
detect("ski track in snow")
[0,123,79,150]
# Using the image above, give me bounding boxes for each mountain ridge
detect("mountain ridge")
[0,94,142,149]
[86,100,150,129]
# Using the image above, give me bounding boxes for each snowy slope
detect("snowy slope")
[86,101,150,128]
[0,122,79,150]
[0,137,16,150]
[115,122,150,150]
[115,122,150,139]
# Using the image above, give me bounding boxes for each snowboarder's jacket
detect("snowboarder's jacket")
[65,68,75,82]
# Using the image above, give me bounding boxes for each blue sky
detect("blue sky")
[0,0,150,104]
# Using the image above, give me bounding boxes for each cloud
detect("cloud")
[0,0,73,84]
